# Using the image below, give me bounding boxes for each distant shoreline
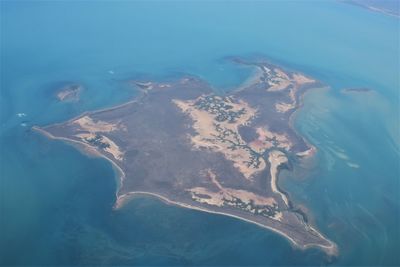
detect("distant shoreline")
[341,0,399,18]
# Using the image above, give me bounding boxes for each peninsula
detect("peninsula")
[34,59,337,256]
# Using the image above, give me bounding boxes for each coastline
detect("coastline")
[268,151,290,207]
[289,86,328,158]
[32,126,126,200]
[341,1,399,18]
[32,65,338,257]
[234,65,264,92]
[33,123,338,256]
[115,190,338,256]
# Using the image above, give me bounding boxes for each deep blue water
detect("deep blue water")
[1,1,399,265]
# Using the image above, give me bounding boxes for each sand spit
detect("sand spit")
[32,126,126,190]
[250,127,292,153]
[268,150,290,207]
[186,169,279,219]
[114,190,337,256]
[73,116,120,133]
[76,132,124,161]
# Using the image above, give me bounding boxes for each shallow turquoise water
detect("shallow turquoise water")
[1,1,399,265]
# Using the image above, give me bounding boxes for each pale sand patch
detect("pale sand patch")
[188,186,276,207]
[76,132,96,139]
[135,81,153,90]
[327,147,350,161]
[289,87,297,103]
[275,68,290,81]
[206,169,276,206]
[101,135,124,161]
[265,70,315,113]
[76,133,124,161]
[187,169,280,220]
[267,78,291,92]
[249,127,292,153]
[265,67,291,92]
[73,116,121,133]
[187,186,281,220]
[249,138,273,154]
[57,91,73,101]
[173,97,263,179]
[275,102,295,113]
[292,73,315,85]
[296,146,316,158]
[180,78,191,84]
[347,162,360,168]
[275,89,296,113]
[268,150,289,206]
[205,169,223,190]
[56,85,81,101]
[273,211,283,221]
[225,188,277,206]
[261,66,314,98]
[274,86,299,114]
[335,151,350,160]
[236,66,264,91]
[159,83,171,88]
[262,66,270,73]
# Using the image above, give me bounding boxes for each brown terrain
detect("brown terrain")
[34,58,337,256]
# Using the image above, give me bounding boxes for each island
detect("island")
[55,83,82,102]
[33,58,338,256]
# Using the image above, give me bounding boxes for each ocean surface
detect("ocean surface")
[1,1,399,265]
